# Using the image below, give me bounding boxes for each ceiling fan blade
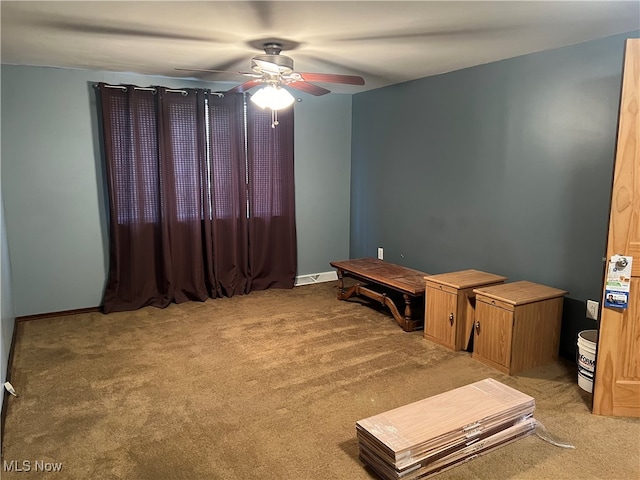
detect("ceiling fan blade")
[335,25,518,43]
[204,55,252,74]
[35,19,221,43]
[301,54,391,84]
[287,81,331,96]
[175,68,258,77]
[298,72,365,86]
[226,79,264,94]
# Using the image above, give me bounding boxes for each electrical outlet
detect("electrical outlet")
[377,247,384,260]
[586,300,599,320]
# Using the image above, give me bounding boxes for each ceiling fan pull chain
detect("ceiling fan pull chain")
[271,109,279,128]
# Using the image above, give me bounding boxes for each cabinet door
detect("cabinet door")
[474,300,513,370]
[425,286,457,348]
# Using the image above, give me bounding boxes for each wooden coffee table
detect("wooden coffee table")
[330,258,428,332]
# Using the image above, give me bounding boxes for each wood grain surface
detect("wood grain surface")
[356,378,535,470]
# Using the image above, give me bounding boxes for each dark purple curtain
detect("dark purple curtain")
[246,104,297,290]
[99,84,296,313]
[206,94,250,297]
[100,85,210,312]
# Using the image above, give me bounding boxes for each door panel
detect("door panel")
[425,287,457,348]
[474,301,513,369]
[593,39,640,417]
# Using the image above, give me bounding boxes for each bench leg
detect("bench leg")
[404,294,413,323]
[352,286,422,333]
[401,294,423,332]
[336,269,358,300]
[332,269,423,332]
[336,269,344,299]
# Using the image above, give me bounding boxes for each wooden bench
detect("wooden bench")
[330,258,428,332]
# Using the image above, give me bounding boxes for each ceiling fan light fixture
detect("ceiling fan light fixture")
[250,85,295,111]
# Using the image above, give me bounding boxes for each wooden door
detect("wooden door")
[424,287,457,348]
[473,300,513,372]
[593,39,640,417]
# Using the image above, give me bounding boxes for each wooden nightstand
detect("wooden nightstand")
[472,281,568,375]
[424,270,507,351]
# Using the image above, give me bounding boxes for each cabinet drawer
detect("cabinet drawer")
[476,295,514,312]
[425,281,458,295]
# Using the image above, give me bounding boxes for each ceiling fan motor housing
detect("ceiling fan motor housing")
[251,54,294,75]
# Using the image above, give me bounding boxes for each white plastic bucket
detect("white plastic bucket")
[577,329,598,393]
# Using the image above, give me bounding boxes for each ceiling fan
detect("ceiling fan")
[176,40,365,100]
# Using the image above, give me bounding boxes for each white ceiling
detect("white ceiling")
[1,1,639,94]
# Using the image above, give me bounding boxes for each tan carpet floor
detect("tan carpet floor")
[2,282,639,479]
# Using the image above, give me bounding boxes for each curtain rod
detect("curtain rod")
[93,84,224,97]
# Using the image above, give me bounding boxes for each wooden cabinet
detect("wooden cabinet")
[472,281,568,375]
[424,270,506,351]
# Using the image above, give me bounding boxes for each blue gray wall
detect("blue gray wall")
[1,198,16,432]
[3,31,636,359]
[1,62,16,426]
[351,31,638,357]
[295,93,352,276]
[1,66,352,316]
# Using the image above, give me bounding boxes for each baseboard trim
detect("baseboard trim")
[295,271,338,286]
[16,306,102,322]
